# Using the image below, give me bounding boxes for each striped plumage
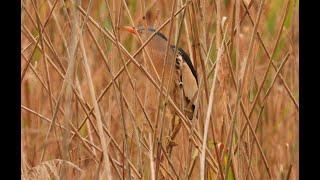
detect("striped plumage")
[122,26,198,120]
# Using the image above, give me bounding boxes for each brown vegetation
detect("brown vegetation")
[21,0,299,179]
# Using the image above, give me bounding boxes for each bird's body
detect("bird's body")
[120,26,199,169]
[122,26,198,120]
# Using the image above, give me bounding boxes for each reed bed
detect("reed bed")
[21,0,299,179]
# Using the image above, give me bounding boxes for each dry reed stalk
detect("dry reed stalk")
[149,133,156,180]
[37,3,79,164]
[21,105,100,161]
[84,24,148,178]
[80,33,113,179]
[75,3,189,131]
[244,105,265,179]
[60,2,80,178]
[78,1,206,145]
[154,0,177,144]
[235,0,241,80]
[47,0,96,153]
[241,0,298,110]
[21,0,299,179]
[24,159,83,179]
[235,0,292,159]
[76,3,114,178]
[20,0,58,81]
[200,26,228,180]
[84,12,220,174]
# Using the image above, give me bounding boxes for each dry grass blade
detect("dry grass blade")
[80,32,113,179]
[24,159,82,180]
[200,25,228,180]
[286,164,293,180]
[21,0,298,179]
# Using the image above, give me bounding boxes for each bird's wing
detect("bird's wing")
[176,54,198,103]
[181,62,198,103]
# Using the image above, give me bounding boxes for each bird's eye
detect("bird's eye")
[134,27,144,34]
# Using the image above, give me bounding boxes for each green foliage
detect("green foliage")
[99,1,107,17]
[249,82,257,103]
[32,47,42,64]
[128,0,137,15]
[79,123,88,137]
[273,37,286,61]
[227,166,234,180]
[284,0,297,28]
[103,18,112,30]
[191,149,199,159]
[208,139,215,150]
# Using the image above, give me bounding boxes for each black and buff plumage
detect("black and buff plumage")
[122,26,199,120]
[137,27,198,83]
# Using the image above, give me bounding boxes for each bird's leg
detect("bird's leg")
[163,115,177,156]
[165,59,186,156]
[165,116,184,158]
[170,120,183,140]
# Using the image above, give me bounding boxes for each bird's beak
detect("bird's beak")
[120,26,138,35]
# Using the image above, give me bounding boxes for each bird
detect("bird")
[120,26,199,121]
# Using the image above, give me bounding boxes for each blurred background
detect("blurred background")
[21,0,298,179]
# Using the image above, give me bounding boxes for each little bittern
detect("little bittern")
[121,26,198,120]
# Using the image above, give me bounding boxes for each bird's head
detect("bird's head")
[120,26,169,53]
[121,26,199,119]
[121,25,197,82]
